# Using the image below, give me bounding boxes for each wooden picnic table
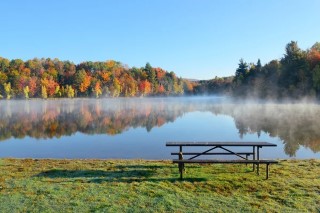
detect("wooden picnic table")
[166,141,278,179]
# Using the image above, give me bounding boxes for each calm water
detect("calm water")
[0,97,320,159]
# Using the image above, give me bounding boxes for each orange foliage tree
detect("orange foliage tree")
[308,48,320,69]
[94,81,102,98]
[157,84,165,94]
[28,77,38,97]
[41,77,59,97]
[155,67,166,80]
[79,75,92,93]
[139,80,151,96]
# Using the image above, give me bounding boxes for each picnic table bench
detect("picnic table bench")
[166,141,278,180]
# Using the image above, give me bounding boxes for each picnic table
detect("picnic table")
[166,141,278,179]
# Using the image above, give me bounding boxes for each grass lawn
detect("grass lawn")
[0,158,319,212]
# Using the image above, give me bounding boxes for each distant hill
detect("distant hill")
[183,78,200,82]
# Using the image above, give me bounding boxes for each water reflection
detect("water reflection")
[0,98,320,156]
[210,103,320,156]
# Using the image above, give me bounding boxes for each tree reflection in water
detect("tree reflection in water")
[0,98,320,156]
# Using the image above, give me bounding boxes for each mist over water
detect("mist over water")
[0,97,319,159]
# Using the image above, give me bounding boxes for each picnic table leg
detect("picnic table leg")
[178,150,184,180]
[253,146,255,171]
[179,163,184,180]
[266,163,269,179]
[257,146,260,175]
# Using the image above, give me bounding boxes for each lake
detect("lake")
[0,97,320,159]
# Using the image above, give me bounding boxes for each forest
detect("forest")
[199,41,320,99]
[0,41,320,99]
[0,59,193,99]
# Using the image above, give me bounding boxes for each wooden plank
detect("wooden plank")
[166,141,277,147]
[172,159,278,164]
[171,152,253,155]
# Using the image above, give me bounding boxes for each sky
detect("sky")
[1,0,320,80]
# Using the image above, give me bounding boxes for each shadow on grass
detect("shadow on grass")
[35,165,207,183]
[115,165,170,170]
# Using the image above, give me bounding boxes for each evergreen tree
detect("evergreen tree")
[235,59,248,81]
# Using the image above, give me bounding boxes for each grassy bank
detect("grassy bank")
[0,158,319,212]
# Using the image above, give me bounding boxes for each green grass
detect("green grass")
[0,158,319,212]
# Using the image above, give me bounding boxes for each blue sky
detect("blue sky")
[1,0,319,79]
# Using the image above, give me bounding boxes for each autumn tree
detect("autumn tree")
[94,81,102,98]
[173,78,184,95]
[41,77,59,97]
[111,78,121,97]
[157,84,166,94]
[183,80,194,94]
[144,63,157,93]
[75,69,92,95]
[28,77,38,97]
[0,57,10,73]
[3,82,12,99]
[60,61,76,86]
[139,80,151,96]
[23,86,30,99]
[119,72,137,97]
[66,85,75,98]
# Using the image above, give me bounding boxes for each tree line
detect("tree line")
[0,58,195,99]
[198,41,320,99]
[1,41,320,100]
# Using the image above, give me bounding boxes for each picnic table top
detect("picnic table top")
[166,141,277,147]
